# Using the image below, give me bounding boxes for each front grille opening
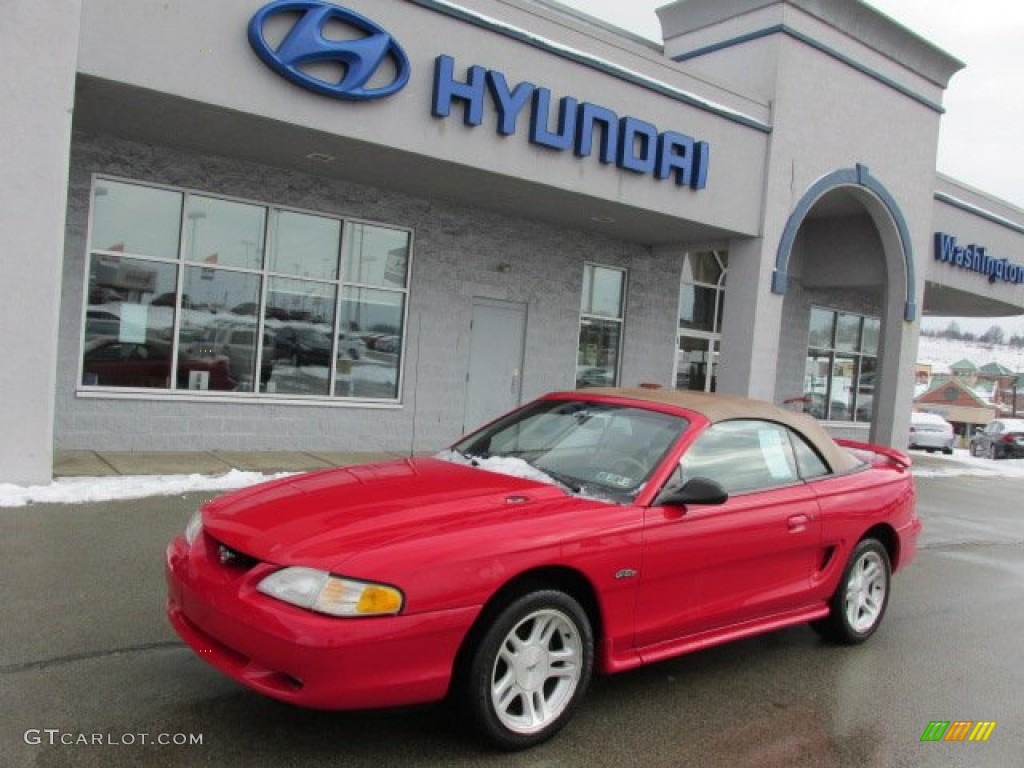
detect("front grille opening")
[210,538,260,570]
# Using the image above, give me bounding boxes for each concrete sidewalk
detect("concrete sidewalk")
[53,450,409,477]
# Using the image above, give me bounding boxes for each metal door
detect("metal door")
[463,299,527,434]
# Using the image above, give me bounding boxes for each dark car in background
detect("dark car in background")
[970,418,1024,459]
[274,326,333,367]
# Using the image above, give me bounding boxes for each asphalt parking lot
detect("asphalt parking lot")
[2,454,1023,767]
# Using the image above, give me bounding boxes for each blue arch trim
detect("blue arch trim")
[771,164,917,322]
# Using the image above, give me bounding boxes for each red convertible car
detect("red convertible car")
[166,389,919,749]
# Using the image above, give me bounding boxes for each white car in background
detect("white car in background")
[908,411,955,454]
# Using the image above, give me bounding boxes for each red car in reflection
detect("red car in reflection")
[83,338,235,390]
[166,389,919,749]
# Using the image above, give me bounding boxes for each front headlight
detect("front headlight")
[184,510,203,547]
[257,567,404,617]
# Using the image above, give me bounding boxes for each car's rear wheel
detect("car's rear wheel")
[813,538,890,644]
[463,590,593,750]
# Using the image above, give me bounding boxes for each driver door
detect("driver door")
[634,419,822,648]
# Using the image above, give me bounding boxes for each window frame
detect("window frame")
[576,262,628,389]
[78,175,413,407]
[676,249,727,392]
[804,306,879,423]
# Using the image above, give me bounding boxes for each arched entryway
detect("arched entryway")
[770,165,916,447]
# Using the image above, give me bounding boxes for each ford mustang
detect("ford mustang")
[165,388,919,749]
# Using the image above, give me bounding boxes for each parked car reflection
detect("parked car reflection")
[82,338,235,390]
[274,326,332,367]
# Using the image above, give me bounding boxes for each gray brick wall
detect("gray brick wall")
[56,133,682,453]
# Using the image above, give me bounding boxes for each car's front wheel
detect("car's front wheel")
[463,590,593,750]
[813,538,890,644]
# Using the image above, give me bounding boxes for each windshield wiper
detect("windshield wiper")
[530,463,582,494]
[452,448,480,466]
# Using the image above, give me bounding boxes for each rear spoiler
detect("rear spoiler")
[835,438,913,470]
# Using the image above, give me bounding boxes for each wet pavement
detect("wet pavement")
[2,459,1022,767]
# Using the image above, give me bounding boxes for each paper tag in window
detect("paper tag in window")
[119,304,148,344]
[188,370,210,391]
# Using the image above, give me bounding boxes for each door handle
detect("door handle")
[788,514,810,532]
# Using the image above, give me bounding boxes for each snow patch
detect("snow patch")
[435,449,567,488]
[0,470,295,509]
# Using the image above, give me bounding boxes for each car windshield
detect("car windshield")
[451,399,687,502]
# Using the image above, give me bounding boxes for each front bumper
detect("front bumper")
[165,535,479,710]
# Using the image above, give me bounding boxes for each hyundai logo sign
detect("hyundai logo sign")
[248,1,410,101]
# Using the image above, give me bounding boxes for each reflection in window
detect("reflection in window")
[804,307,878,422]
[581,264,625,319]
[81,178,412,401]
[179,267,264,391]
[577,264,625,388]
[183,196,265,270]
[268,210,341,281]
[343,223,410,289]
[91,180,182,259]
[338,287,405,399]
[679,420,799,495]
[82,255,179,388]
[676,250,726,392]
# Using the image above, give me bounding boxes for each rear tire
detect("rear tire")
[812,538,890,645]
[462,590,593,750]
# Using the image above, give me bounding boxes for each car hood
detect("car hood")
[201,457,576,569]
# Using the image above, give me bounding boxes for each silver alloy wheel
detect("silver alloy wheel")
[489,608,583,735]
[843,550,888,634]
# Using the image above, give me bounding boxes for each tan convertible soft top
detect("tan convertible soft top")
[563,388,864,474]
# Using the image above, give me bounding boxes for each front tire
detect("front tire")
[813,538,890,644]
[463,590,593,750]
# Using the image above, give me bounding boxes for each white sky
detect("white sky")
[554,0,1024,335]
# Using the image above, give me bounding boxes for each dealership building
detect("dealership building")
[4,0,1024,485]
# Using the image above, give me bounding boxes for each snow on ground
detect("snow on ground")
[2,450,1023,508]
[910,448,1024,478]
[0,470,295,509]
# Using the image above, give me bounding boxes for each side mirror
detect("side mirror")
[655,477,728,507]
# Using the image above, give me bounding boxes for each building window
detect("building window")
[804,307,879,422]
[576,264,626,388]
[81,178,411,402]
[676,250,726,391]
